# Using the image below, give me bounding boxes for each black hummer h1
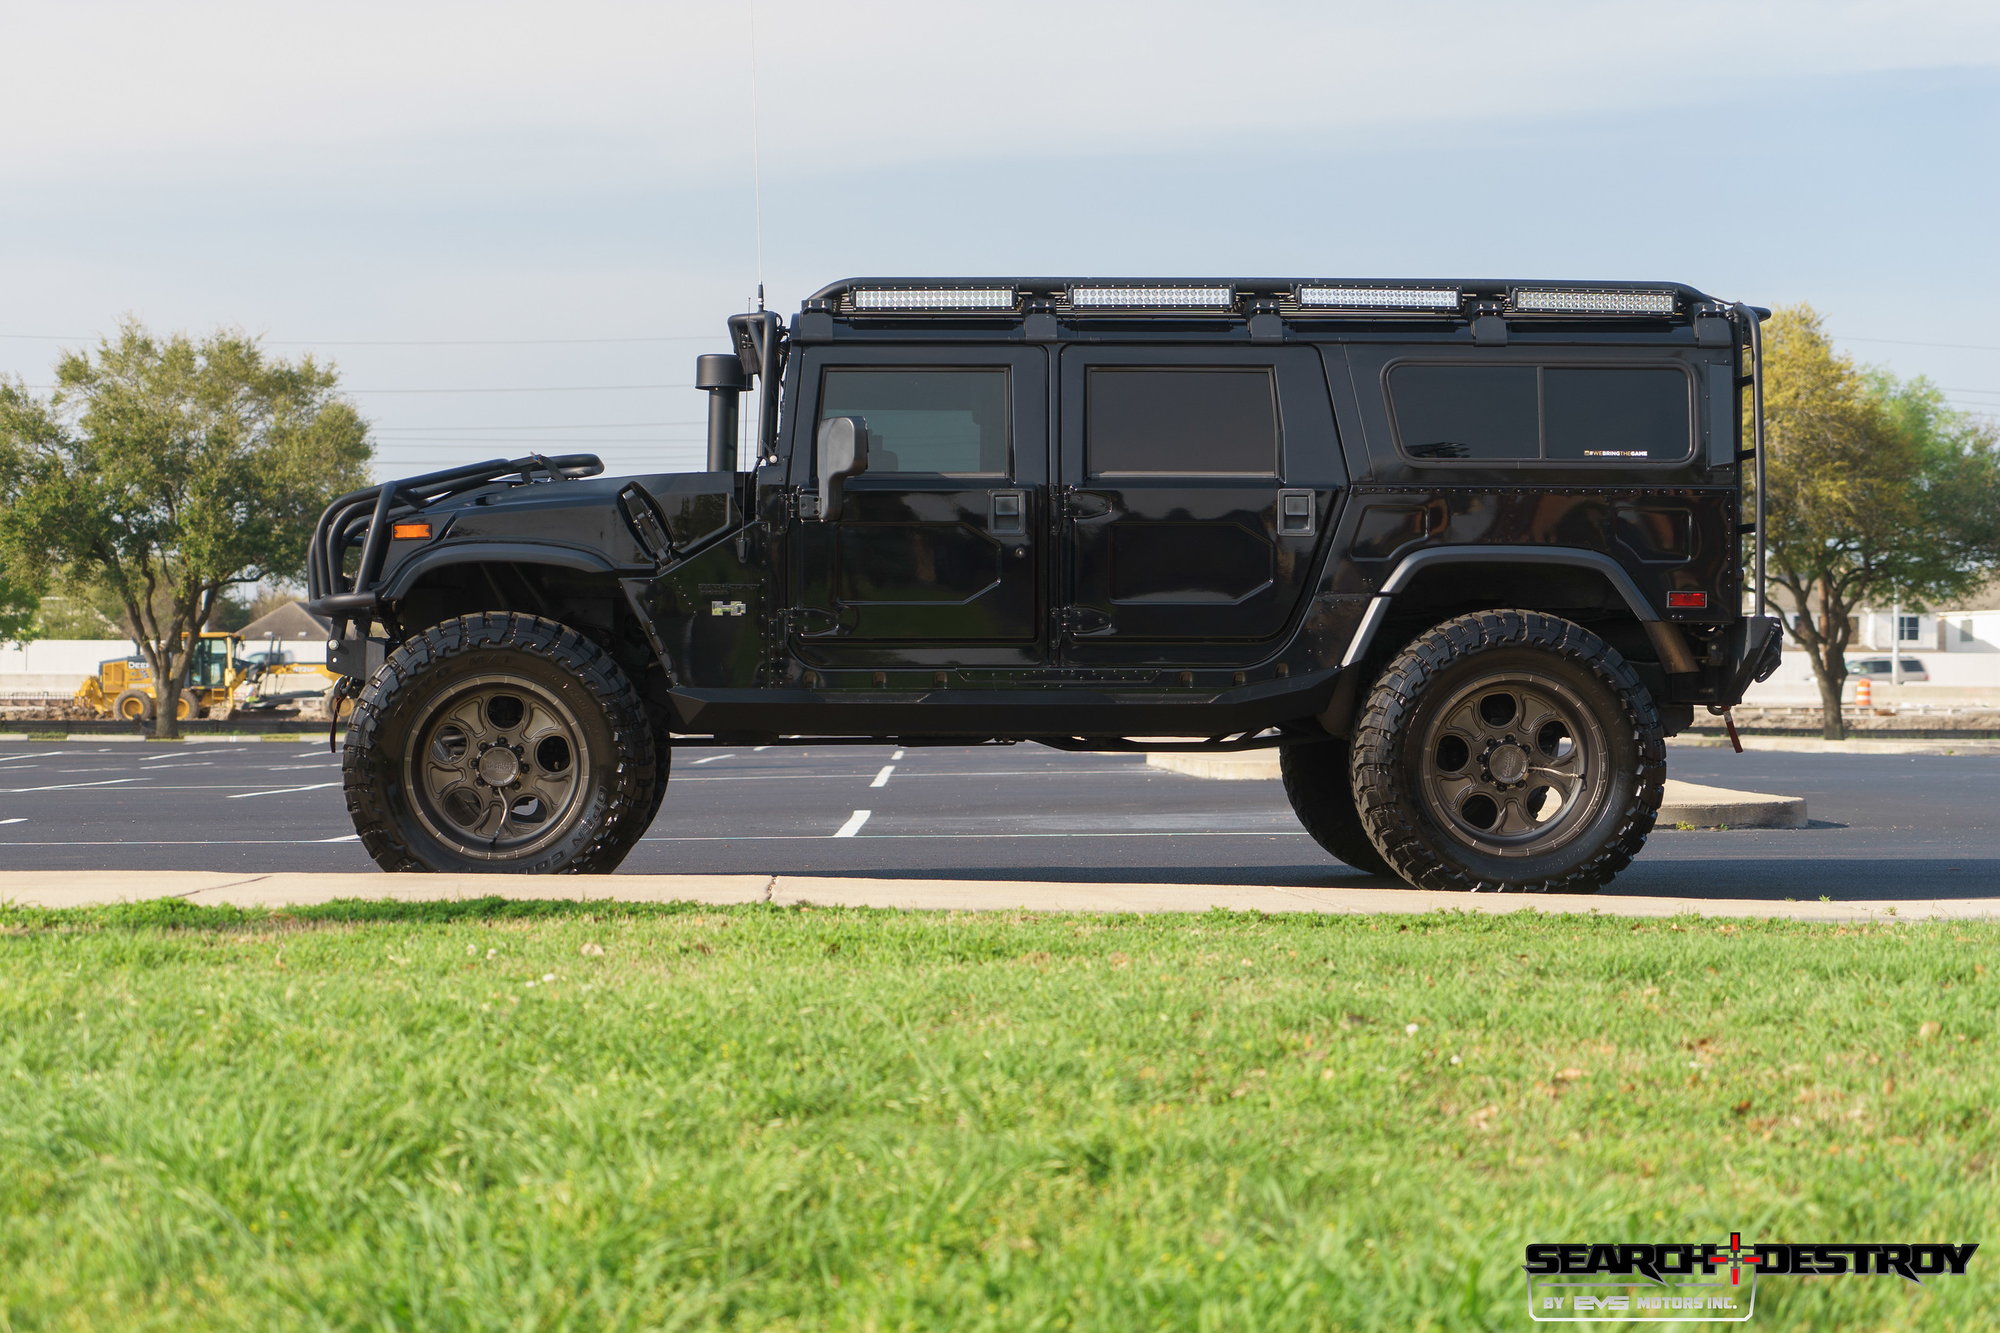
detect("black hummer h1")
[307,277,1782,891]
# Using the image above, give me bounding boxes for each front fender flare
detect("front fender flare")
[377,541,642,601]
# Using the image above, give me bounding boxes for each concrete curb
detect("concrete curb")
[1673,736,2000,756]
[1144,754,1807,829]
[0,869,1981,921]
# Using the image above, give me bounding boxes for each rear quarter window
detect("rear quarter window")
[1388,363,1692,464]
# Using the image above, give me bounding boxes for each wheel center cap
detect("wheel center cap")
[1488,744,1529,784]
[477,748,521,786]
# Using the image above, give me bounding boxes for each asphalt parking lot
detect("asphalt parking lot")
[1,737,1996,902]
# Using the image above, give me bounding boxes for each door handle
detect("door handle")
[1277,488,1316,537]
[990,491,1026,535]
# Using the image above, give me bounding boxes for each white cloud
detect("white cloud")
[4,0,1996,185]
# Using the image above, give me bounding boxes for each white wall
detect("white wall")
[0,635,327,688]
[0,639,139,676]
[1853,608,2000,653]
[1744,644,2000,704]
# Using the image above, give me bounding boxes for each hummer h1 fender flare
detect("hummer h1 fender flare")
[1338,545,1697,676]
[375,541,635,601]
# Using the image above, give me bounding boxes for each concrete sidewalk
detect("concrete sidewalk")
[1145,754,1808,828]
[0,869,1985,921]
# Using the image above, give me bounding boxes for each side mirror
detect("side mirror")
[815,416,870,521]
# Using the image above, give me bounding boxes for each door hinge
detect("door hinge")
[781,605,842,637]
[1057,606,1115,636]
[1060,488,1113,520]
[786,488,822,521]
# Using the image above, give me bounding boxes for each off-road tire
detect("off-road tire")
[1350,610,1665,893]
[595,714,673,865]
[113,689,154,723]
[343,613,658,873]
[1279,738,1394,876]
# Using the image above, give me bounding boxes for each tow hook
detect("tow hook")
[327,677,362,754]
[1706,704,1744,754]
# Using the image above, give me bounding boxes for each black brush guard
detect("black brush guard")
[306,453,604,639]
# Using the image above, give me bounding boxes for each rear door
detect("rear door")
[787,346,1048,665]
[1055,346,1340,661]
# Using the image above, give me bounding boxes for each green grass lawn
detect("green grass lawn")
[0,900,1992,1331]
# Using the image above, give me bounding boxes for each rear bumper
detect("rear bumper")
[1720,615,1783,706]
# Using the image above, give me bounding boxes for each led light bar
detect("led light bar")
[1297,285,1460,311]
[1068,285,1235,309]
[849,287,1017,311]
[1510,286,1677,315]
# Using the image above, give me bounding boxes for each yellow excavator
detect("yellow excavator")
[76,631,348,722]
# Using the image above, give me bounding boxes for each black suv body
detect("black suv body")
[308,278,1781,889]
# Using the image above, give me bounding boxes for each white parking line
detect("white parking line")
[833,809,872,837]
[869,765,895,788]
[226,782,342,800]
[0,754,41,765]
[0,828,1310,848]
[691,754,733,765]
[2,778,145,794]
[0,817,24,826]
[891,749,905,760]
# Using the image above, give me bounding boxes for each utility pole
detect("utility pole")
[1891,601,1903,686]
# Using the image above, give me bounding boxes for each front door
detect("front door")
[1056,346,1340,661]
[788,347,1048,668]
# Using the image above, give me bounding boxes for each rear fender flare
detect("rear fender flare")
[1340,545,1691,672]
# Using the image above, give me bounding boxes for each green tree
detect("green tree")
[0,323,370,735]
[1760,305,2000,739]
[0,570,37,644]
[0,435,41,642]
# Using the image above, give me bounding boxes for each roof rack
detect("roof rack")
[806,277,1716,319]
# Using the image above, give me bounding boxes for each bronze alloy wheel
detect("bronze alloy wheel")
[1350,609,1665,893]
[1415,672,1610,857]
[407,676,593,862]
[342,613,658,874]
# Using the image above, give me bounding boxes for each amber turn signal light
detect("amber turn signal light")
[391,522,433,540]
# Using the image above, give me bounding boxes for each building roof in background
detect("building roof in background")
[1951,578,2000,614]
[237,601,332,641]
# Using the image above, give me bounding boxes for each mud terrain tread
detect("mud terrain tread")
[343,612,656,874]
[1349,609,1665,893]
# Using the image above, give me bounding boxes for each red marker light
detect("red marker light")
[1666,591,1708,609]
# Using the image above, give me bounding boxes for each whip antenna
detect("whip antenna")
[748,0,766,307]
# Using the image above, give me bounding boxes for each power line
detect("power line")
[349,383,692,395]
[0,331,717,346]
[16,382,693,394]
[1835,334,2000,353]
[371,436,700,445]
[365,420,698,432]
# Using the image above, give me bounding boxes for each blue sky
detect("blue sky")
[1,1,1994,477]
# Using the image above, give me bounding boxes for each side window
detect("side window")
[1543,368,1691,461]
[1387,366,1537,460]
[1086,368,1279,477]
[1389,364,1692,463]
[818,368,1009,477]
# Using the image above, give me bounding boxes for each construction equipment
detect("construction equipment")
[75,632,351,723]
[76,632,248,722]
